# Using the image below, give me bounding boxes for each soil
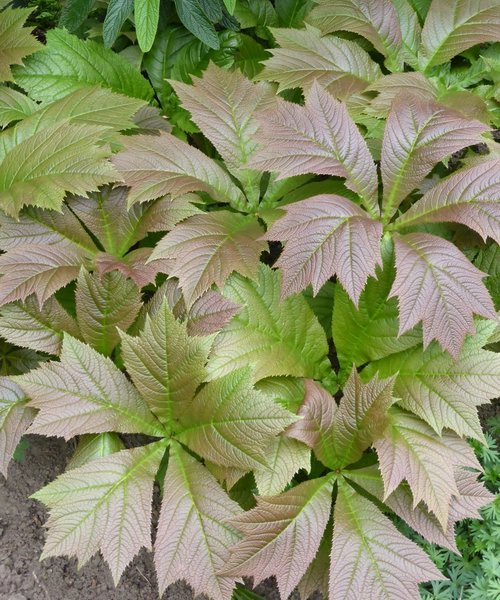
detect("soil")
[0,435,300,600]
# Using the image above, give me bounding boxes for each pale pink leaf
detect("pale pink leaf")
[186,290,240,336]
[366,72,437,117]
[95,248,173,288]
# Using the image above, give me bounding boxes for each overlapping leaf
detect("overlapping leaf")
[263,194,382,303]
[223,475,334,599]
[207,265,330,381]
[0,377,35,477]
[76,269,141,356]
[13,28,153,101]
[16,335,165,439]
[150,211,265,306]
[155,442,242,600]
[374,409,480,527]
[120,299,211,427]
[390,232,496,356]
[330,480,444,600]
[381,94,488,220]
[396,159,500,243]
[0,296,79,355]
[33,442,166,583]
[112,132,246,207]
[177,367,297,469]
[0,87,37,126]
[419,0,500,69]
[68,432,125,470]
[258,26,381,98]
[252,83,379,216]
[0,6,41,82]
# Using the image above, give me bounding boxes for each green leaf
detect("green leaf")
[67,432,125,469]
[16,334,165,439]
[59,0,97,31]
[223,0,236,15]
[76,269,142,357]
[275,0,314,27]
[13,28,154,101]
[120,299,211,428]
[103,0,134,48]
[0,121,120,217]
[177,367,297,469]
[33,441,166,583]
[0,296,80,356]
[207,265,331,381]
[174,0,220,49]
[234,0,278,29]
[0,377,35,477]
[134,0,160,52]
[0,86,37,127]
[155,441,241,600]
[364,320,500,441]
[0,6,42,82]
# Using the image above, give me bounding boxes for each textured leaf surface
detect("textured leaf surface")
[390,232,496,356]
[16,335,164,439]
[0,243,89,307]
[76,269,141,356]
[67,432,125,470]
[0,121,120,217]
[135,0,160,52]
[33,442,165,583]
[171,63,275,178]
[13,28,153,101]
[0,296,79,355]
[0,377,35,477]
[419,0,500,69]
[374,410,479,527]
[155,442,241,600]
[297,520,331,600]
[95,248,172,288]
[0,86,37,126]
[207,265,330,381]
[112,132,245,207]
[177,368,296,469]
[263,194,382,303]
[150,211,265,306]
[259,26,381,98]
[223,475,334,599]
[308,0,403,63]
[330,480,444,600]
[121,299,211,427]
[396,160,500,243]
[365,320,500,440]
[254,435,310,495]
[186,291,240,336]
[381,95,488,220]
[252,83,379,215]
[0,6,41,82]
[366,72,436,117]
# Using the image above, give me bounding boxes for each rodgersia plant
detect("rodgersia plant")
[0,1,499,599]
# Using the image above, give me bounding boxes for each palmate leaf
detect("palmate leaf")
[396,159,500,244]
[150,211,266,306]
[364,320,500,440]
[0,6,42,82]
[155,442,242,600]
[288,371,395,469]
[0,377,35,477]
[0,296,80,356]
[0,121,120,217]
[67,432,125,470]
[297,520,331,600]
[171,63,275,183]
[419,0,500,69]
[258,26,381,98]
[223,474,334,599]
[112,132,246,208]
[120,299,211,428]
[177,367,297,470]
[262,194,382,304]
[95,248,172,288]
[330,480,444,600]
[33,441,166,584]
[381,94,488,221]
[307,0,404,67]
[373,409,480,527]
[251,82,379,216]
[13,28,154,101]
[75,269,142,356]
[390,232,496,357]
[207,265,330,381]
[186,290,240,336]
[15,335,165,439]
